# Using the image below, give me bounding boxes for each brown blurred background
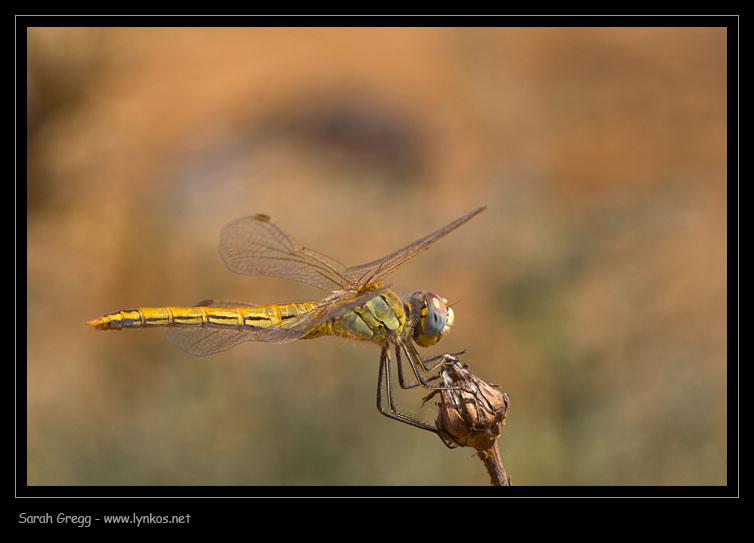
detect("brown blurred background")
[26,27,727,486]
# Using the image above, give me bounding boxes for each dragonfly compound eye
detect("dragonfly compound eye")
[423,292,448,337]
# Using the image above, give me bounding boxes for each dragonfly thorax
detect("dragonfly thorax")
[406,291,455,348]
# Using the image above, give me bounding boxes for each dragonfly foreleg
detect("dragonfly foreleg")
[394,346,466,388]
[418,350,467,372]
[400,344,474,394]
[376,347,438,434]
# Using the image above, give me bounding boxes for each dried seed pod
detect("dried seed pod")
[423,355,511,485]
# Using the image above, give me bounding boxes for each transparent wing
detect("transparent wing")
[166,286,388,356]
[342,207,486,287]
[167,327,262,356]
[219,207,485,292]
[219,214,351,292]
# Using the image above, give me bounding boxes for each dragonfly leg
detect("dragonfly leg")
[418,349,467,372]
[377,348,438,434]
[400,343,474,394]
[394,346,466,388]
[395,345,419,390]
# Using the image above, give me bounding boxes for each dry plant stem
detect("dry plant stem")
[478,440,511,487]
[423,355,511,486]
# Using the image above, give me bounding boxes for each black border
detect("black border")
[15,14,741,27]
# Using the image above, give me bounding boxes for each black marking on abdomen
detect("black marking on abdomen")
[210,315,238,321]
[173,315,197,326]
[119,310,145,327]
[243,314,271,329]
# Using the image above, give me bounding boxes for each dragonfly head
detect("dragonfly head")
[408,291,455,348]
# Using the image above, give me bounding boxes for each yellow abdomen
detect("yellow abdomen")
[87,303,316,331]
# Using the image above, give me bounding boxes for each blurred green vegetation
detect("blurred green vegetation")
[27,27,727,485]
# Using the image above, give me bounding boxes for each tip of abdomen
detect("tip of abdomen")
[87,317,110,329]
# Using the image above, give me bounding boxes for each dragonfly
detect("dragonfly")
[89,206,486,435]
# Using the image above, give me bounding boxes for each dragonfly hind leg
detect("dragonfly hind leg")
[377,348,438,434]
